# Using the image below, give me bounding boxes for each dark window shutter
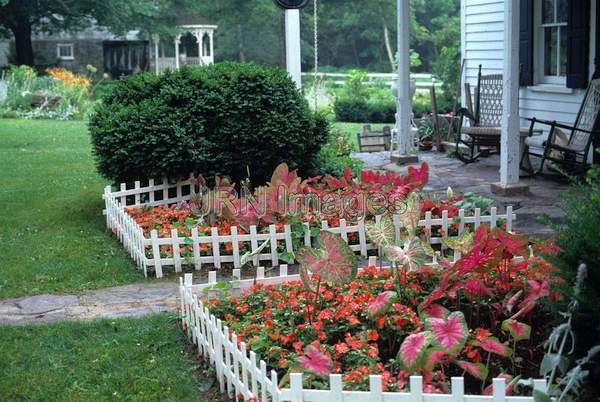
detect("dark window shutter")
[519,0,534,87]
[593,0,600,79]
[566,0,590,89]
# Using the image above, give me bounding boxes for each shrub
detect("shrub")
[550,165,600,393]
[89,63,329,184]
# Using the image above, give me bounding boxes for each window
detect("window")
[535,0,568,85]
[56,43,74,60]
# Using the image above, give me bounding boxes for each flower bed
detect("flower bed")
[104,163,517,278]
[179,225,557,400]
[203,225,559,395]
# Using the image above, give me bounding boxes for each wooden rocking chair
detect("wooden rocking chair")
[520,78,600,176]
[456,65,503,163]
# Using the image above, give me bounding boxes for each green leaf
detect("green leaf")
[240,239,270,266]
[279,250,295,264]
[533,389,553,402]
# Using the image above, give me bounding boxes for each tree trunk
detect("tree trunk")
[12,21,34,66]
[383,22,395,72]
[237,24,245,62]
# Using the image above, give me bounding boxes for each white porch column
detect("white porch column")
[174,35,181,70]
[285,9,302,89]
[152,34,160,74]
[492,0,528,195]
[392,0,418,164]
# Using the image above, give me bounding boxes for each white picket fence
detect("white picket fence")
[179,270,549,402]
[103,177,517,278]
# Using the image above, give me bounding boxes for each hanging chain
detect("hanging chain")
[313,0,319,110]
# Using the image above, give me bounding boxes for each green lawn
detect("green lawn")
[0,119,145,299]
[332,122,390,149]
[0,314,206,401]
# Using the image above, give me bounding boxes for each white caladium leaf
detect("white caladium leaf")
[366,215,396,248]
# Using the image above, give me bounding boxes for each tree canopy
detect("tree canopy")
[197,0,460,73]
[0,0,197,65]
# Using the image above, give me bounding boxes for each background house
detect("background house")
[461,0,599,155]
[0,14,216,77]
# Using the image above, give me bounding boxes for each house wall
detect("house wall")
[461,0,596,131]
[30,39,105,74]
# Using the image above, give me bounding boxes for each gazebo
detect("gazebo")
[150,13,217,73]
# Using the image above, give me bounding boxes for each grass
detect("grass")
[0,314,209,401]
[0,119,145,299]
[332,122,389,149]
[0,119,386,299]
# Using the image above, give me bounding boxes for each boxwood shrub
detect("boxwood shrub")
[89,62,329,184]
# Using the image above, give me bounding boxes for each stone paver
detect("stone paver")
[352,150,572,238]
[0,282,179,326]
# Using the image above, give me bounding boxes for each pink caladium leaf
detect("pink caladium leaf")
[298,345,331,378]
[424,304,450,319]
[455,360,489,381]
[492,228,529,257]
[368,291,397,317]
[502,319,532,341]
[398,331,432,371]
[426,311,468,355]
[424,349,448,370]
[296,231,358,291]
[473,336,512,358]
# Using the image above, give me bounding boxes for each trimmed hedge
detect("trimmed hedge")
[89,63,328,184]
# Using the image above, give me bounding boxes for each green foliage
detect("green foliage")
[550,165,600,394]
[0,65,96,120]
[430,15,461,105]
[0,315,202,401]
[313,144,363,178]
[89,62,329,184]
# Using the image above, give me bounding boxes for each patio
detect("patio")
[354,150,570,239]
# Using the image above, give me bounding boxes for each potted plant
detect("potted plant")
[418,120,434,151]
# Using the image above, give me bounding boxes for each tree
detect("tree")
[0,0,196,66]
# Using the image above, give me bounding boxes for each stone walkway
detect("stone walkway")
[353,150,570,239]
[0,282,178,326]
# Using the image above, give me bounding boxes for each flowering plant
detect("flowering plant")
[206,227,562,394]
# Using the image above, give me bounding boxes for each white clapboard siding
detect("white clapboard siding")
[461,0,593,139]
[179,272,548,402]
[104,180,517,278]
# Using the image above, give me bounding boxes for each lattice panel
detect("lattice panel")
[477,73,503,127]
[571,78,600,151]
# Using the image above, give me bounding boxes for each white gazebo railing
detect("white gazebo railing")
[151,25,216,73]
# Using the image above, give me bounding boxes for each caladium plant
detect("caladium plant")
[502,319,532,342]
[296,231,358,292]
[298,345,332,377]
[426,311,468,355]
[455,360,489,381]
[473,336,512,358]
[368,291,397,317]
[365,215,396,248]
[398,331,433,372]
